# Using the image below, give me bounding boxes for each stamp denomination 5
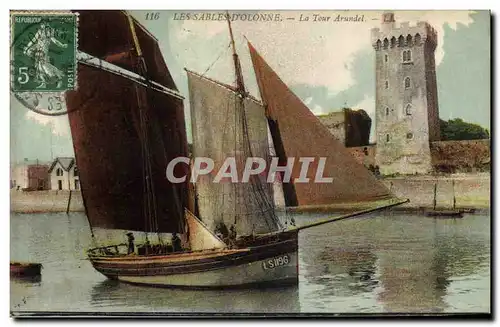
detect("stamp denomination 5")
[10,11,78,115]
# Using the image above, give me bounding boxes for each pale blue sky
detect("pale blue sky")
[10,10,490,163]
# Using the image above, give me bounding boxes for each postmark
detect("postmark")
[14,91,68,116]
[10,11,77,116]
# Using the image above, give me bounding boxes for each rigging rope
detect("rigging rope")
[201,43,231,77]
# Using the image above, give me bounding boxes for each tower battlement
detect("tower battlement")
[371,19,437,51]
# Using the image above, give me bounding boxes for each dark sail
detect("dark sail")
[76,10,177,89]
[66,11,189,232]
[248,41,395,208]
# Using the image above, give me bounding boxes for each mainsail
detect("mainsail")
[248,42,396,209]
[66,11,189,233]
[187,70,280,236]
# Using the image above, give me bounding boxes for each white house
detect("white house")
[48,157,80,191]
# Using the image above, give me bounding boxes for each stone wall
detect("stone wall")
[318,108,372,147]
[345,109,372,147]
[430,139,490,173]
[10,190,84,213]
[383,173,490,209]
[347,144,376,167]
[317,111,346,145]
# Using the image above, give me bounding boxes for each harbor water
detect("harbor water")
[10,211,490,314]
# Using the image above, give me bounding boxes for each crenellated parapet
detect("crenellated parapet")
[371,18,437,51]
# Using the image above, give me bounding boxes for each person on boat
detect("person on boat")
[143,239,151,255]
[215,230,223,239]
[214,222,229,240]
[228,225,237,248]
[126,232,135,254]
[171,232,182,252]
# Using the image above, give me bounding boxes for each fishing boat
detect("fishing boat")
[424,181,464,218]
[66,10,406,288]
[10,262,42,277]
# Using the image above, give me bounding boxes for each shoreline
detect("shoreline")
[10,172,490,215]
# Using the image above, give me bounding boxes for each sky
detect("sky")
[10,10,490,163]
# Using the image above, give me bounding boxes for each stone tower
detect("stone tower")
[372,12,440,175]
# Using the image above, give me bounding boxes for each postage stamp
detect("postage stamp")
[10,11,77,93]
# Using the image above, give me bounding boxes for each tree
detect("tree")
[440,118,489,141]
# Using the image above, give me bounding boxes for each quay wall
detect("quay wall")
[382,172,490,210]
[10,173,490,213]
[10,190,85,213]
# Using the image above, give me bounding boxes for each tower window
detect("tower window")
[385,80,389,89]
[404,77,411,89]
[385,107,390,116]
[386,134,390,142]
[390,37,396,48]
[406,132,414,139]
[406,34,413,47]
[405,104,412,115]
[402,50,412,63]
[384,54,388,63]
[415,33,422,45]
[398,35,405,47]
[383,38,389,49]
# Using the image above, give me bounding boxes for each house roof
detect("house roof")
[48,157,75,173]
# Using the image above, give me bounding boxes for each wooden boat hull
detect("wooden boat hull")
[10,262,42,277]
[424,209,464,218]
[88,234,298,288]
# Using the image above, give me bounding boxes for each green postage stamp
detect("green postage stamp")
[10,12,78,92]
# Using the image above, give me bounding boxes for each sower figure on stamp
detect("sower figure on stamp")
[126,232,135,255]
[23,23,67,89]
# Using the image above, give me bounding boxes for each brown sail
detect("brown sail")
[248,41,395,208]
[66,11,189,232]
[76,10,177,89]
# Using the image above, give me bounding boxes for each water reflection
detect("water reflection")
[376,216,490,313]
[11,275,42,284]
[10,211,490,313]
[10,275,42,311]
[90,279,300,313]
[303,246,378,297]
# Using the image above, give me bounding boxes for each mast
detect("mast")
[452,180,456,210]
[433,183,437,210]
[127,12,167,243]
[226,12,246,95]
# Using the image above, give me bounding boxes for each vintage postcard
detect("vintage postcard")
[9,10,491,317]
